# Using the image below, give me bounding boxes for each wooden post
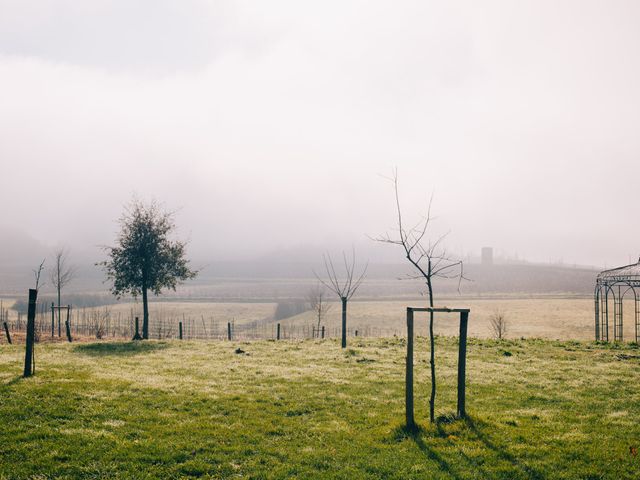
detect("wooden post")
[595,289,600,341]
[3,321,11,344]
[227,322,232,341]
[406,308,415,429]
[321,325,325,339]
[341,297,347,348]
[23,289,38,378]
[51,302,55,338]
[65,320,72,342]
[132,317,142,341]
[457,311,469,419]
[277,323,281,340]
[179,321,183,340]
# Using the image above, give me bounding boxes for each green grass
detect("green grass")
[1,337,640,479]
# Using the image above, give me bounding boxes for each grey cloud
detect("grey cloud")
[0,0,276,72]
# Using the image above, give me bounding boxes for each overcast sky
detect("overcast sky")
[1,0,640,268]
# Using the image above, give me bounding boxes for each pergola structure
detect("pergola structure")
[595,259,640,342]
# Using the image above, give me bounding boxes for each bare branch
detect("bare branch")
[33,259,46,291]
[50,248,77,295]
[315,249,367,300]
[373,169,468,306]
[348,260,369,299]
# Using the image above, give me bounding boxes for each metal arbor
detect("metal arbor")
[595,259,640,342]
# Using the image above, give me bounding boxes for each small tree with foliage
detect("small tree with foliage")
[100,199,197,339]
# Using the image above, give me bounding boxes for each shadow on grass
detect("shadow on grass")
[464,416,545,480]
[0,375,25,398]
[1,375,23,387]
[73,341,169,357]
[393,414,545,480]
[392,423,463,480]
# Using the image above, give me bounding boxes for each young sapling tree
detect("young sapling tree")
[375,171,465,422]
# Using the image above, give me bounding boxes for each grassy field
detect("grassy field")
[61,296,603,341]
[1,337,640,479]
[0,296,604,340]
[283,297,602,340]
[6,294,640,345]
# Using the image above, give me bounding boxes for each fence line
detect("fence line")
[1,304,400,342]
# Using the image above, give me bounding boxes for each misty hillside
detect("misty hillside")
[173,262,598,300]
[0,260,597,300]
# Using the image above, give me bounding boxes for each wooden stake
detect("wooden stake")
[457,311,469,419]
[23,289,37,378]
[406,308,415,429]
[3,321,11,344]
[341,297,347,348]
[65,320,72,342]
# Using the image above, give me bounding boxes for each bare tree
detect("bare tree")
[307,285,332,337]
[489,310,508,340]
[33,261,45,343]
[375,171,465,423]
[314,249,367,348]
[33,259,46,291]
[50,248,76,336]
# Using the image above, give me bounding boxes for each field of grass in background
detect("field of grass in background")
[0,296,622,342]
[281,297,601,340]
[1,338,639,479]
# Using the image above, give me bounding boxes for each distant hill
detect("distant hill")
[0,254,598,300]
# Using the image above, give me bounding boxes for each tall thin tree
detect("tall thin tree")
[375,171,465,422]
[307,285,332,337]
[50,248,76,336]
[314,249,367,348]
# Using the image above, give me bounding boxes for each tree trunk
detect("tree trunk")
[427,270,436,423]
[132,317,142,340]
[341,297,347,349]
[142,286,149,340]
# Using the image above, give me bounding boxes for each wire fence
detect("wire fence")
[0,303,399,343]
